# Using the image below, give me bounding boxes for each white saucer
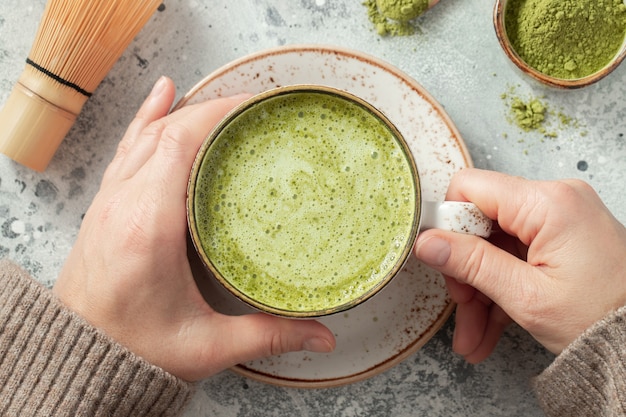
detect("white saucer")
[178,45,473,388]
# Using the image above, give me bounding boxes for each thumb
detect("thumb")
[194,313,335,379]
[413,229,540,315]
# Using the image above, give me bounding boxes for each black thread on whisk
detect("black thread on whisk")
[26,58,93,97]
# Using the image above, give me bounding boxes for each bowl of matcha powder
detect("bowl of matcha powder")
[494,0,626,88]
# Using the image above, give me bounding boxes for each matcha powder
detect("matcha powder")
[364,0,429,36]
[505,0,626,79]
[500,85,586,140]
[510,97,546,132]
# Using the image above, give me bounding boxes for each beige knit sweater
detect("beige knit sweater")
[0,259,193,416]
[1,259,624,416]
[533,304,626,416]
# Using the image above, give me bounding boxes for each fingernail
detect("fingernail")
[150,76,168,97]
[415,236,451,266]
[302,337,334,353]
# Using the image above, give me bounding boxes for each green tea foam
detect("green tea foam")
[193,89,417,314]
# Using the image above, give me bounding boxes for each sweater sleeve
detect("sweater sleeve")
[0,259,195,417]
[533,305,626,417]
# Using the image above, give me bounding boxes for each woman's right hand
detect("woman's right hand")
[414,168,626,363]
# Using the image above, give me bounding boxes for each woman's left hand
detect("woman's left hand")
[54,77,335,382]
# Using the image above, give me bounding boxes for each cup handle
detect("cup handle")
[420,201,492,238]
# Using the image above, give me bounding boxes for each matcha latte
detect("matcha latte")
[188,86,419,317]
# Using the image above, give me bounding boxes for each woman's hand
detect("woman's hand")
[414,168,626,363]
[53,77,335,381]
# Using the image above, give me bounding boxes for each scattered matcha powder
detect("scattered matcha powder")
[363,0,429,36]
[505,0,626,79]
[501,85,586,141]
[510,97,547,132]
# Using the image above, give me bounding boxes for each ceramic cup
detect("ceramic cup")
[187,85,491,318]
[493,0,626,89]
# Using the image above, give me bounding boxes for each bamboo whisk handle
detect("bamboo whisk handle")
[0,71,88,172]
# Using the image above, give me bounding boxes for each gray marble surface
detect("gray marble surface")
[0,0,624,416]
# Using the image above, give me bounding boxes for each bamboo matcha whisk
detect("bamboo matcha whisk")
[0,0,162,171]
